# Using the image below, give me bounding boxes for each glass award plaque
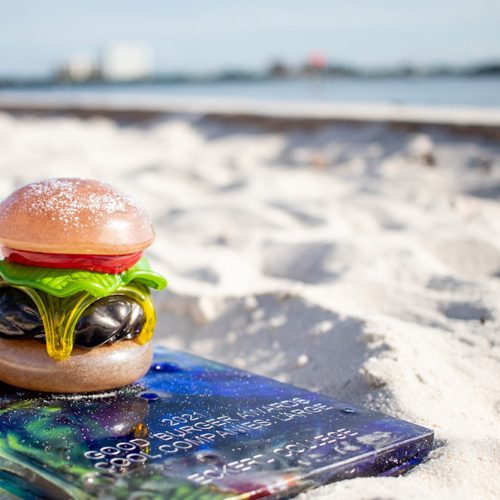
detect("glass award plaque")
[0,347,433,499]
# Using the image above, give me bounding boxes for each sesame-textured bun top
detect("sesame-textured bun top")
[0,178,154,255]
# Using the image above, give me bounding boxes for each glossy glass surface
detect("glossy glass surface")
[73,296,145,348]
[0,288,145,348]
[0,347,433,499]
[0,283,155,360]
[2,248,143,274]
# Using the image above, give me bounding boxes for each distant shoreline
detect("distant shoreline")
[1,93,500,140]
[1,73,500,92]
[2,60,500,88]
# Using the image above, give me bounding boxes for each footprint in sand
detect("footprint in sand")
[467,182,500,200]
[429,238,500,277]
[157,292,373,400]
[440,301,492,322]
[262,241,346,284]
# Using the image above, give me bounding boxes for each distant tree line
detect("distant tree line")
[1,61,499,88]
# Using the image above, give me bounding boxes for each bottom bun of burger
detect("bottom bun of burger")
[0,339,153,393]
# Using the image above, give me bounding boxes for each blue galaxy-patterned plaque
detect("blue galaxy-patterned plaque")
[0,347,433,499]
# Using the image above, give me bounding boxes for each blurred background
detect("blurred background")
[0,0,499,106]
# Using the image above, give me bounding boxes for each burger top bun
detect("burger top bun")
[0,178,154,255]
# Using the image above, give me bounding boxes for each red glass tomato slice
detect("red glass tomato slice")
[2,248,143,274]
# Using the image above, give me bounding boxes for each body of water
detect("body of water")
[1,76,499,108]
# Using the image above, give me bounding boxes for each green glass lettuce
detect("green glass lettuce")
[0,257,167,298]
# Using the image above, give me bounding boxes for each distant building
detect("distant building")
[301,51,328,76]
[100,43,154,81]
[308,51,327,70]
[55,54,95,82]
[268,60,290,78]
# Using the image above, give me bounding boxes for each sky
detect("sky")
[1,0,500,77]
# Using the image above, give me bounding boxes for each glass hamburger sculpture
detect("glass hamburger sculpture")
[0,178,167,393]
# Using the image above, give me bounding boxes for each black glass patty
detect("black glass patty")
[0,287,145,349]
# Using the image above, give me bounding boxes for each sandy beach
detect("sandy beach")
[0,108,499,499]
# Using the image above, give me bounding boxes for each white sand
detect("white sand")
[0,111,499,499]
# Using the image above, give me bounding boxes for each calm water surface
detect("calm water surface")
[1,77,499,107]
